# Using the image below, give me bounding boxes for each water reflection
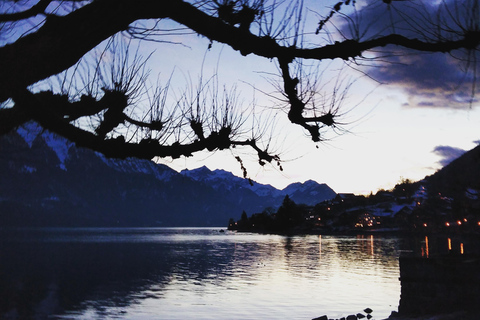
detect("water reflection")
[396,233,480,317]
[0,228,406,320]
[402,233,480,259]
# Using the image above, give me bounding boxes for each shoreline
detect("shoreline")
[227,227,480,237]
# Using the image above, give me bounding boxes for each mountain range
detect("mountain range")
[0,122,336,227]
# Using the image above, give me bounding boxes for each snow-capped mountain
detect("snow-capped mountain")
[0,122,336,227]
[281,180,337,205]
[97,154,177,182]
[181,166,336,205]
[16,121,74,171]
[15,121,177,181]
[181,166,285,198]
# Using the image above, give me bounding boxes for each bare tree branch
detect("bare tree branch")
[0,0,479,168]
[2,0,479,102]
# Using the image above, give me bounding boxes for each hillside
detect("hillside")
[427,144,480,197]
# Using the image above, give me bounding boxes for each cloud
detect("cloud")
[337,0,480,108]
[366,51,479,109]
[432,145,466,166]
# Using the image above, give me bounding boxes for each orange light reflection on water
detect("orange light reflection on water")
[425,236,429,258]
[370,234,374,256]
[318,235,322,260]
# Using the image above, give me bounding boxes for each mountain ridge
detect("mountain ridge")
[180,166,336,203]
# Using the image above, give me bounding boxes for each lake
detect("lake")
[0,228,465,320]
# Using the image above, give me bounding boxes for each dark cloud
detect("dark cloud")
[367,51,479,108]
[432,145,466,166]
[338,0,480,108]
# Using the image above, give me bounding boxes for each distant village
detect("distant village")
[228,179,480,234]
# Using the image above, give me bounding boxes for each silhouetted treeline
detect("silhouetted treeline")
[228,195,311,234]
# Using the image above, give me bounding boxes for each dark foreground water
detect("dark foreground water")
[0,228,469,320]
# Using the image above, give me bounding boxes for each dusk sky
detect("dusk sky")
[146,0,480,195]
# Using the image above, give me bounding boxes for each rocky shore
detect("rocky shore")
[311,309,479,320]
[312,308,374,320]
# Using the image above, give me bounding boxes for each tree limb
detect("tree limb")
[7,89,278,163]
[0,0,151,102]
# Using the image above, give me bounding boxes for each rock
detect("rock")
[363,308,373,314]
[312,316,328,320]
[346,315,357,320]
[356,313,365,319]
[366,315,372,319]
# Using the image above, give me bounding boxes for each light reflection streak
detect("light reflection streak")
[318,235,322,261]
[370,235,374,256]
[416,235,477,258]
[425,236,429,258]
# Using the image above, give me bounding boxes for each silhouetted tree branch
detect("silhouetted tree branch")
[0,0,479,169]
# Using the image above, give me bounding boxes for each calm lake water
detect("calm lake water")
[0,228,463,320]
